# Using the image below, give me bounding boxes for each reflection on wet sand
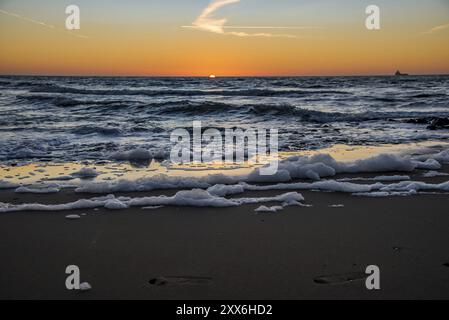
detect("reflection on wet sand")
[1,141,448,186]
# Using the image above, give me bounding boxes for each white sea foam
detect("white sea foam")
[75,174,214,193]
[247,168,292,183]
[240,174,449,198]
[255,205,284,213]
[206,184,245,197]
[72,167,100,178]
[79,282,92,291]
[104,198,128,210]
[414,150,449,164]
[353,191,417,197]
[15,186,60,194]
[252,153,419,185]
[73,152,438,195]
[127,190,303,208]
[379,180,449,192]
[58,149,449,209]
[338,175,410,182]
[333,153,416,173]
[65,214,81,220]
[232,192,305,206]
[2,174,449,212]
[240,180,384,193]
[0,190,305,213]
[422,171,449,178]
[2,148,449,212]
[413,159,442,170]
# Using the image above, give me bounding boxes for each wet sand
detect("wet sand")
[1,182,449,299]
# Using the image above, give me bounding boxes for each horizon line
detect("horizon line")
[1,72,449,78]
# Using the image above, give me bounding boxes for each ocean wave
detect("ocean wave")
[17,95,91,107]
[410,93,448,99]
[28,84,352,97]
[16,93,449,123]
[16,94,139,108]
[154,101,240,115]
[154,102,449,123]
[152,101,344,120]
[142,100,352,121]
[70,125,123,136]
[0,80,41,88]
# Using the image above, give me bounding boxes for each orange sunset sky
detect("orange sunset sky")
[0,0,449,76]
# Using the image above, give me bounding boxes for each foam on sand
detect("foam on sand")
[15,186,60,194]
[142,206,164,210]
[79,282,92,291]
[75,174,214,193]
[0,190,305,213]
[338,175,410,182]
[2,147,449,210]
[72,167,100,178]
[2,175,449,212]
[280,153,416,175]
[65,214,81,220]
[243,178,449,197]
[206,184,245,197]
[422,171,449,178]
[414,149,449,164]
[413,159,442,170]
[255,205,284,213]
[354,191,417,197]
[74,151,437,195]
[104,198,128,210]
[240,180,384,193]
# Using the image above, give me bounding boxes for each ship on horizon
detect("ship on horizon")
[395,70,410,76]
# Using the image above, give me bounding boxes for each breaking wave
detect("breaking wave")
[14,95,449,124]
[28,84,352,98]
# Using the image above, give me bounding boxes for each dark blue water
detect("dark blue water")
[0,75,448,162]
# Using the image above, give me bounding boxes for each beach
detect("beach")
[1,164,449,299]
[1,75,449,300]
[1,0,449,302]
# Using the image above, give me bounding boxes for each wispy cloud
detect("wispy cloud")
[0,9,89,39]
[422,23,449,34]
[182,0,320,38]
[0,9,55,29]
[192,0,240,34]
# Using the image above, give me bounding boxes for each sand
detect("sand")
[1,180,449,299]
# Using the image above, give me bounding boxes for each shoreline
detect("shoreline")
[1,141,448,186]
[1,142,449,212]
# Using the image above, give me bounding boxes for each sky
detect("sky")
[0,0,448,76]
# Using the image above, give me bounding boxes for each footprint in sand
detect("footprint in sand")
[149,276,212,287]
[393,246,410,253]
[314,272,367,285]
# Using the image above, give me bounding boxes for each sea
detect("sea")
[0,75,449,163]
